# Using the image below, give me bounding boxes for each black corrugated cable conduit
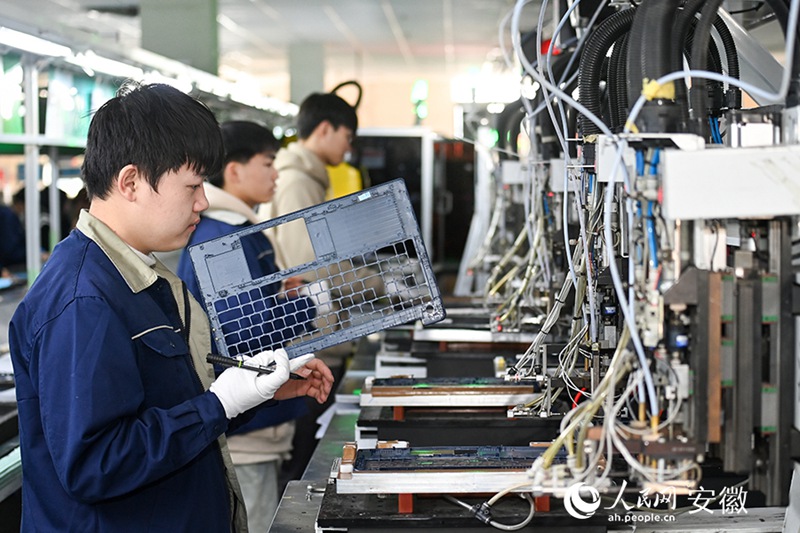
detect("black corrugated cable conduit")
[608,32,631,132]
[689,0,726,134]
[626,0,682,132]
[685,16,726,130]
[606,32,624,131]
[626,0,680,110]
[625,0,650,106]
[642,0,681,92]
[672,2,734,126]
[713,15,742,110]
[672,0,712,126]
[578,8,636,137]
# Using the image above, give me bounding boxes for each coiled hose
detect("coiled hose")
[608,32,630,132]
[578,8,636,136]
[626,0,681,108]
[689,0,726,133]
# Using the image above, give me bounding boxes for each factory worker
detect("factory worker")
[8,82,334,532]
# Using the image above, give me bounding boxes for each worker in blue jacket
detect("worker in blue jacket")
[8,82,334,532]
[177,120,317,530]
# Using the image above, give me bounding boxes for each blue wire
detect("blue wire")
[646,151,660,266]
[709,117,723,144]
[649,148,660,175]
[646,202,659,268]
[635,150,645,176]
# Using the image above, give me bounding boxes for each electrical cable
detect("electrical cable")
[509,1,661,418]
[329,80,363,109]
[541,0,607,341]
[598,0,800,418]
[689,0,726,133]
[579,7,635,136]
[497,0,800,502]
[488,494,536,531]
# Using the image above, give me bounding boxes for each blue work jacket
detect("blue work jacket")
[10,224,243,532]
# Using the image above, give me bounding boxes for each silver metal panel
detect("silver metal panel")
[412,327,537,343]
[189,179,445,359]
[785,464,800,533]
[269,480,326,533]
[719,10,784,106]
[336,470,531,494]
[454,125,493,296]
[358,391,540,407]
[661,145,800,220]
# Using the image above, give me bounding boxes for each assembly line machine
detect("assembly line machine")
[274,1,800,530]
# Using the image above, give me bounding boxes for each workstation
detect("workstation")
[1,1,800,532]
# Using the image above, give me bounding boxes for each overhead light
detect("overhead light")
[142,71,193,94]
[0,27,71,57]
[193,69,231,98]
[65,51,144,80]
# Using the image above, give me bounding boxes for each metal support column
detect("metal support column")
[726,279,760,474]
[47,146,61,251]
[420,130,435,257]
[22,56,41,283]
[763,219,794,505]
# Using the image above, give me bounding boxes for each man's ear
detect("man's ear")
[116,164,141,202]
[314,120,333,138]
[225,161,242,186]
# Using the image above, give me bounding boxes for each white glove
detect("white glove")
[210,349,290,419]
[290,353,316,371]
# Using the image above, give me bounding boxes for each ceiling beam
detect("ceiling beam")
[443,0,455,72]
[381,0,414,67]
[323,4,366,55]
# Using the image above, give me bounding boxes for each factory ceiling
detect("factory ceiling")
[0,1,784,104]
[0,0,530,98]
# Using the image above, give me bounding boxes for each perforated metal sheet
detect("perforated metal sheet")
[188,179,446,359]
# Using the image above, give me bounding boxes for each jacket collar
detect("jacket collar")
[275,141,329,188]
[76,210,160,293]
[202,182,259,225]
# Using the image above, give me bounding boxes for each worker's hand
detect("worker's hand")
[274,354,335,404]
[209,349,290,419]
[282,276,306,292]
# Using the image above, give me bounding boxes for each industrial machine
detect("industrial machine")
[311,0,800,531]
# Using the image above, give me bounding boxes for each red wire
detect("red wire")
[572,387,587,408]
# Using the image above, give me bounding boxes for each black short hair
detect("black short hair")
[81,82,224,201]
[208,121,280,187]
[296,92,358,140]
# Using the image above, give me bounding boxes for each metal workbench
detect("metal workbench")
[270,412,358,532]
[268,330,790,533]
